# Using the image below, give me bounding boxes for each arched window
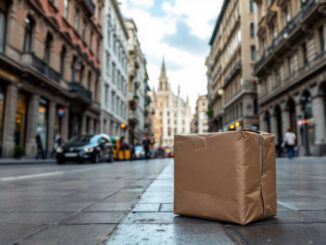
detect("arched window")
[44,33,53,63]
[0,0,10,53]
[71,55,77,81]
[23,15,35,52]
[87,71,92,90]
[60,46,66,77]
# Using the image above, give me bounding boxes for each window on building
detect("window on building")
[87,71,92,90]
[73,7,80,31]
[302,42,308,66]
[319,26,325,53]
[44,33,53,64]
[82,19,87,41]
[106,52,110,76]
[249,0,254,13]
[71,55,77,81]
[79,64,84,84]
[104,84,109,107]
[0,1,10,53]
[111,91,115,111]
[23,15,35,52]
[90,30,93,51]
[112,62,116,83]
[96,38,100,58]
[60,46,66,77]
[251,45,256,61]
[287,56,292,77]
[64,0,70,19]
[250,22,255,38]
[116,97,119,113]
[107,19,111,47]
[253,99,258,115]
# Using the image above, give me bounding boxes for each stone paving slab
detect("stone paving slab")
[0,212,73,225]
[107,224,235,245]
[61,212,127,225]
[21,224,115,245]
[230,223,326,245]
[0,224,46,245]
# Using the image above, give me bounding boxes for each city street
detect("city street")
[0,159,170,245]
[0,158,326,244]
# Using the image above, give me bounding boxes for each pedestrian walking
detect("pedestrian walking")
[35,130,46,159]
[283,128,296,159]
[143,135,151,160]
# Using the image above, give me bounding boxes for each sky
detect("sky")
[119,0,223,112]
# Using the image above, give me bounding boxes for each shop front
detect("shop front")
[37,98,49,155]
[15,92,28,154]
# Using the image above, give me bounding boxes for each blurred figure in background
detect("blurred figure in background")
[35,129,45,159]
[143,134,151,160]
[284,128,296,159]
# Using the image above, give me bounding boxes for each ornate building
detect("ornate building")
[206,0,259,132]
[152,59,191,147]
[125,19,150,144]
[0,0,103,158]
[101,0,128,139]
[192,95,209,134]
[254,0,326,156]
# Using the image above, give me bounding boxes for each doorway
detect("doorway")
[15,92,28,151]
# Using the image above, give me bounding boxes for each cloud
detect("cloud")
[119,0,222,111]
[127,0,154,9]
[162,21,208,54]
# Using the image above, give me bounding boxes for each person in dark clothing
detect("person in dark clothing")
[35,132,45,159]
[143,135,151,160]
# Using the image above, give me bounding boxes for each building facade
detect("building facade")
[0,0,103,158]
[207,0,259,132]
[254,0,326,156]
[148,90,162,146]
[153,60,191,147]
[101,0,128,139]
[125,19,149,144]
[192,95,209,134]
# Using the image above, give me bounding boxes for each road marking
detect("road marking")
[0,168,94,182]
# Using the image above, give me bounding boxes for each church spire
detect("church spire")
[160,56,167,79]
[159,57,169,91]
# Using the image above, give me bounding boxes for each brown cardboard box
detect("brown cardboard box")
[174,131,277,225]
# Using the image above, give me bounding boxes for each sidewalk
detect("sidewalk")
[105,159,326,245]
[0,158,55,165]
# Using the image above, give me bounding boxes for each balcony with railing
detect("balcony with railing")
[224,61,242,87]
[254,0,324,75]
[22,52,60,83]
[68,81,92,106]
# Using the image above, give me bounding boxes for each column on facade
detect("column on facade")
[2,84,18,157]
[281,102,291,137]
[259,112,267,132]
[61,108,69,142]
[25,94,40,158]
[81,114,87,135]
[270,108,278,141]
[312,94,326,152]
[47,101,56,157]
[89,117,94,135]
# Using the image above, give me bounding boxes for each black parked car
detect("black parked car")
[56,134,114,164]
